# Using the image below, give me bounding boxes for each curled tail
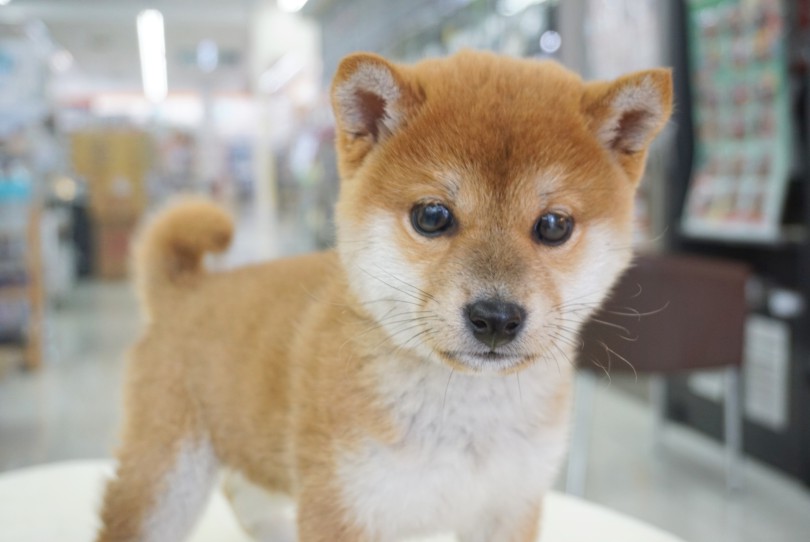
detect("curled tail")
[133,197,233,319]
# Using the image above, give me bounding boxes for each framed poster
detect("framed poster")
[681,0,792,242]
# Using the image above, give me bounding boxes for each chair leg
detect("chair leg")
[724,366,744,492]
[649,375,667,449]
[566,370,597,497]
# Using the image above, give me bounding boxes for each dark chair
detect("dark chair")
[565,253,751,496]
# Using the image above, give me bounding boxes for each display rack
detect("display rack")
[0,20,50,371]
[666,0,810,485]
[0,180,43,370]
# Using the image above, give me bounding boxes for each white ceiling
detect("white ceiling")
[0,0,263,95]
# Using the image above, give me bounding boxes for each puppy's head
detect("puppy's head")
[331,51,672,374]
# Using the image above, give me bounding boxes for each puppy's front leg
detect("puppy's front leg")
[459,501,542,542]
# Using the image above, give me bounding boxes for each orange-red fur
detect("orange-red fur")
[97,50,672,542]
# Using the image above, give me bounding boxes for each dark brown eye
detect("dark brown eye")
[411,202,454,236]
[533,212,574,246]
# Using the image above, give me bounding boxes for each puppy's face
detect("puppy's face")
[331,51,672,374]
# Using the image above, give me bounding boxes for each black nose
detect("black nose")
[466,299,526,348]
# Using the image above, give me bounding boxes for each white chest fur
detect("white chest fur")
[336,357,572,540]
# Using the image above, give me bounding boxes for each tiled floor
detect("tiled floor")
[2,261,810,541]
[582,381,810,542]
[0,282,134,470]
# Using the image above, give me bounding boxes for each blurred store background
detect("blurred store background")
[0,0,809,541]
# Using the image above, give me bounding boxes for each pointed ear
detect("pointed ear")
[582,69,673,181]
[331,53,422,176]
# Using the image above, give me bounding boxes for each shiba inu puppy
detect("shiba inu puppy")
[96,50,672,542]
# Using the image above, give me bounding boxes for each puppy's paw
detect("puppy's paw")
[221,470,297,542]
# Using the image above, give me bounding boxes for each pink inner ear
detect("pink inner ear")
[333,59,406,143]
[354,89,387,140]
[612,108,656,154]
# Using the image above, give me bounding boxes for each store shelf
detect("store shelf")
[0,285,30,301]
[679,224,808,249]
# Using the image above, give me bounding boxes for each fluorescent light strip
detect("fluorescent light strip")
[278,0,309,13]
[137,9,168,103]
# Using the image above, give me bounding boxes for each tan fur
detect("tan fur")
[97,50,671,542]
[132,197,233,321]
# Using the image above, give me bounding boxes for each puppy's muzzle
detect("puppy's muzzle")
[465,299,526,348]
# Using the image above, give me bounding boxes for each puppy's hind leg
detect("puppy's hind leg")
[222,470,297,542]
[96,343,219,542]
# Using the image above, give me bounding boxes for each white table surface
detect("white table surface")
[0,460,685,542]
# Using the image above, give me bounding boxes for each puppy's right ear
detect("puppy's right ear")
[582,69,673,184]
[331,53,422,177]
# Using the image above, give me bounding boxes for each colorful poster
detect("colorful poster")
[682,0,792,242]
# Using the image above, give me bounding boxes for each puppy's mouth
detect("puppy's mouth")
[457,351,514,361]
[438,350,536,371]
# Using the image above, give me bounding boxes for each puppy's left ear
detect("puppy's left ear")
[331,53,423,178]
[582,69,673,183]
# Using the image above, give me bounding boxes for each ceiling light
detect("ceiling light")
[0,0,13,6]
[497,0,548,17]
[196,39,219,74]
[258,53,303,94]
[50,50,74,73]
[277,0,309,14]
[137,9,168,103]
[539,30,561,54]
